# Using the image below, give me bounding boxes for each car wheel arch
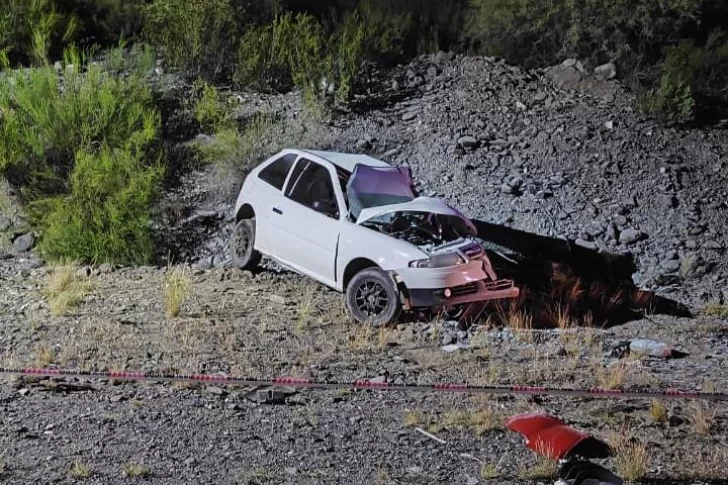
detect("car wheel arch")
[236,203,255,222]
[343,258,381,290]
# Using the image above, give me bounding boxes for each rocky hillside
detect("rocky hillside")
[162,53,727,310]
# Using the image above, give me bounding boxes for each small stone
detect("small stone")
[619,229,643,245]
[402,111,418,122]
[0,216,11,231]
[500,184,514,194]
[562,58,577,67]
[206,386,226,396]
[12,232,34,252]
[466,476,479,485]
[284,467,298,476]
[457,136,479,148]
[356,139,371,150]
[110,395,126,403]
[594,62,617,81]
[615,215,628,227]
[18,388,29,396]
[369,375,387,384]
[660,259,681,273]
[704,241,724,250]
[658,194,676,208]
[604,120,614,130]
[185,457,197,466]
[516,101,527,111]
[575,239,597,250]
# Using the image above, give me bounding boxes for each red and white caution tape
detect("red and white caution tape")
[1,367,726,401]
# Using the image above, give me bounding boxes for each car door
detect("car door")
[272,157,343,288]
[250,153,298,254]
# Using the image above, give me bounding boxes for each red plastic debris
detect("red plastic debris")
[505,413,611,460]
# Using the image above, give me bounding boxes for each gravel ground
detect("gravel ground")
[2,52,728,484]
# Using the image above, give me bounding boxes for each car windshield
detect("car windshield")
[346,164,416,220]
[360,210,475,247]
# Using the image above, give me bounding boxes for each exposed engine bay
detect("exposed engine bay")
[360,211,477,253]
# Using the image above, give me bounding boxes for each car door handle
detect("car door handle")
[272,207,283,215]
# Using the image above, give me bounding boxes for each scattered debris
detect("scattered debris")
[556,460,624,485]
[505,413,611,460]
[244,386,296,405]
[629,339,689,359]
[415,427,447,444]
[441,342,469,353]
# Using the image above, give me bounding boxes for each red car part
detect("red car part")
[505,413,611,460]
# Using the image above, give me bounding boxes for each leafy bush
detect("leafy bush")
[0,0,144,67]
[35,147,163,264]
[0,48,163,264]
[465,0,702,68]
[234,24,291,92]
[193,79,234,134]
[640,72,695,124]
[142,0,237,79]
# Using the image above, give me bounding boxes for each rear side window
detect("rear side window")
[258,154,297,190]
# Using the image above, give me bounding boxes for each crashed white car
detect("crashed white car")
[231,148,520,325]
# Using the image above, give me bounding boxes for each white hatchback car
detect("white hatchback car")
[231,148,520,325]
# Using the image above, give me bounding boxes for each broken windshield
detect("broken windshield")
[360,210,476,248]
[346,164,416,220]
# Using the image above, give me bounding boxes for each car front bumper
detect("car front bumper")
[405,278,520,308]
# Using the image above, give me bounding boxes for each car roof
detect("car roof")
[297,149,392,173]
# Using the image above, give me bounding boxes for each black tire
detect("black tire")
[231,218,261,270]
[345,267,402,326]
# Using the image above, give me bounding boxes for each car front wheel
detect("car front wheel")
[231,218,262,270]
[346,267,402,326]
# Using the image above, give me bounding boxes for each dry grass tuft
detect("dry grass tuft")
[518,447,558,480]
[70,461,91,479]
[404,410,428,427]
[704,304,728,318]
[164,265,192,318]
[480,462,499,479]
[45,260,93,316]
[649,399,668,424]
[347,325,373,351]
[594,359,630,390]
[609,431,650,482]
[377,326,394,350]
[34,343,55,367]
[688,401,715,435]
[123,463,150,478]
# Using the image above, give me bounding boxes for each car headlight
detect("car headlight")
[409,252,465,268]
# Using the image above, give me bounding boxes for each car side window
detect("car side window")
[258,153,297,190]
[285,158,339,218]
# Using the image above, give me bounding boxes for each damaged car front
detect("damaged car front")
[345,163,520,315]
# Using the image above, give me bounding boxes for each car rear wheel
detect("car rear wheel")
[346,267,401,326]
[231,218,261,270]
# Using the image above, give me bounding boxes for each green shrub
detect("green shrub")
[234,24,291,92]
[193,79,235,134]
[0,49,158,190]
[143,0,236,79]
[640,72,695,124]
[34,146,163,264]
[0,48,163,264]
[465,0,702,68]
[332,11,366,104]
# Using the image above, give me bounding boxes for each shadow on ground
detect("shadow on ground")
[467,220,692,329]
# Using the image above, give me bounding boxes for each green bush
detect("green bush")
[640,72,695,124]
[234,24,291,92]
[0,0,144,68]
[0,48,163,264]
[34,146,163,264]
[465,0,702,68]
[143,0,237,79]
[193,79,235,134]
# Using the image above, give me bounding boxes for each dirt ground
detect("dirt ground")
[1,260,727,484]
